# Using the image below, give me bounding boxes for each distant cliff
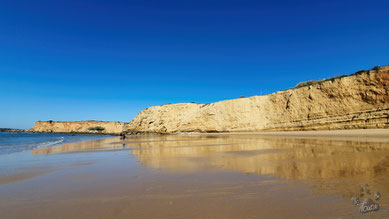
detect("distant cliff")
[29,121,127,135]
[127,65,389,133]
[0,128,25,132]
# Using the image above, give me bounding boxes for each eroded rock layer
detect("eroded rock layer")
[127,66,389,133]
[29,121,126,135]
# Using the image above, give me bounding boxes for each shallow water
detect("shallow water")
[0,132,109,155]
[1,133,389,218]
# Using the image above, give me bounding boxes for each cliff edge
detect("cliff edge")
[127,66,389,134]
[29,121,127,135]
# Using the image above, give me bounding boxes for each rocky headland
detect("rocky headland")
[29,120,127,135]
[0,128,25,133]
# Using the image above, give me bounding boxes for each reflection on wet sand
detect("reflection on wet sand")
[33,134,389,180]
[29,133,389,217]
[32,137,120,154]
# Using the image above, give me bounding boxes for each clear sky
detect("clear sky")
[1,0,389,129]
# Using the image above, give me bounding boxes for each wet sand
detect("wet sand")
[1,129,389,218]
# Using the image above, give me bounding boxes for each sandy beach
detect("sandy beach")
[1,129,389,218]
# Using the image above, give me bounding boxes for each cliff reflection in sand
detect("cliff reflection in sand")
[33,134,389,180]
[127,135,389,178]
[30,133,389,216]
[125,134,389,207]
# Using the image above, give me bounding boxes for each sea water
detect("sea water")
[0,132,110,155]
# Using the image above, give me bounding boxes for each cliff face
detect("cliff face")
[127,66,389,133]
[30,121,127,135]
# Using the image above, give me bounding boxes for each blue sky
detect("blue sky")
[1,0,389,129]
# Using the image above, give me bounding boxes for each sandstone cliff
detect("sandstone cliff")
[127,66,389,133]
[29,121,127,135]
